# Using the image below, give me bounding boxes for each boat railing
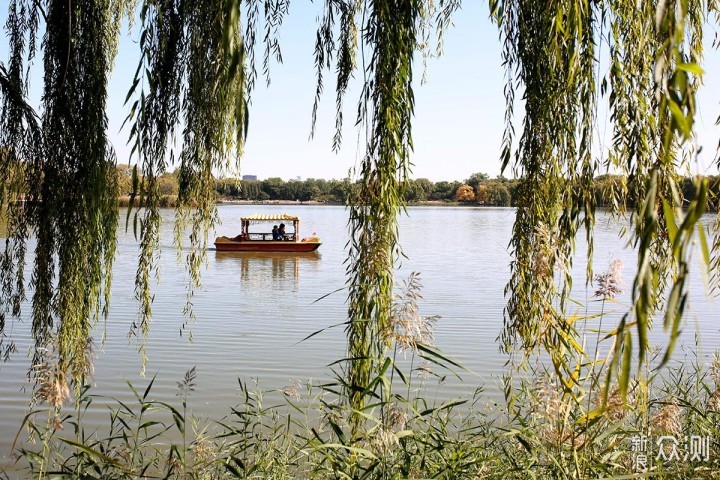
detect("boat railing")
[246,233,297,241]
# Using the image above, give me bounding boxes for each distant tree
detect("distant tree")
[312,178,329,197]
[328,178,354,203]
[429,181,450,200]
[305,184,321,201]
[303,178,324,200]
[262,177,287,199]
[285,180,301,200]
[465,172,490,189]
[592,175,625,209]
[115,165,133,195]
[290,180,317,202]
[158,173,179,196]
[404,178,431,202]
[414,178,434,201]
[709,176,720,210]
[505,181,520,206]
[475,184,489,204]
[484,182,511,206]
[430,180,461,201]
[214,178,242,197]
[454,184,475,202]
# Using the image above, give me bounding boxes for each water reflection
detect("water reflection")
[214,251,321,286]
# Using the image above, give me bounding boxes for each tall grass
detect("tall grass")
[6,275,720,479]
[8,356,720,479]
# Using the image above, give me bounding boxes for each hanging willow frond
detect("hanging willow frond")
[243,0,290,96]
[3,0,122,389]
[307,0,459,433]
[38,0,120,386]
[344,0,423,432]
[174,0,247,334]
[495,1,599,383]
[0,0,42,362]
[708,2,720,294]
[107,0,139,68]
[606,0,710,397]
[2,0,716,426]
[495,0,710,397]
[125,0,186,368]
[125,0,290,368]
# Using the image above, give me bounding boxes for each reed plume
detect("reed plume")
[651,398,682,435]
[594,259,624,299]
[388,272,438,354]
[282,379,302,400]
[371,427,399,456]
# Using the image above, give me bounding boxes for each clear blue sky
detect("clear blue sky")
[1,2,719,181]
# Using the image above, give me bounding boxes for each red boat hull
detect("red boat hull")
[214,238,321,252]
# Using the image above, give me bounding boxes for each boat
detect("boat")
[214,213,322,252]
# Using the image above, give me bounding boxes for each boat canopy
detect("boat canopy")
[241,213,300,222]
[240,214,301,239]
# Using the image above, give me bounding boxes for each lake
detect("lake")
[1,205,720,463]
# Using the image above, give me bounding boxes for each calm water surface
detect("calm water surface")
[1,205,719,461]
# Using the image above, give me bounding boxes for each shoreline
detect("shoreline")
[116,195,496,208]
[214,198,475,207]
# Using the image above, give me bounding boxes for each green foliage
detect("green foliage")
[9,274,720,479]
[465,171,490,189]
[261,177,288,200]
[114,164,134,196]
[429,180,462,201]
[122,0,270,365]
[343,0,421,433]
[0,0,122,390]
[305,0,460,435]
[12,279,499,479]
[15,371,225,479]
[476,181,511,206]
[608,0,709,397]
[494,0,717,401]
[488,183,511,206]
[592,175,626,210]
[496,0,599,382]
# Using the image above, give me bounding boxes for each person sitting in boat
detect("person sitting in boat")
[272,225,281,240]
[278,223,286,240]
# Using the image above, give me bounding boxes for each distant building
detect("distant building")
[242,175,258,181]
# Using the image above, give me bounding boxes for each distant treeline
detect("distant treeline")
[114,166,720,210]
[215,173,518,206]
[590,174,720,211]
